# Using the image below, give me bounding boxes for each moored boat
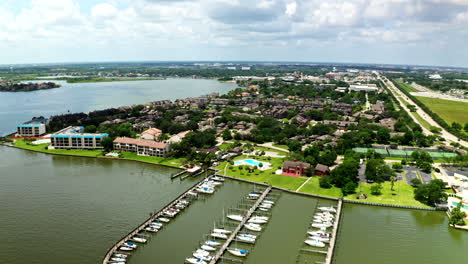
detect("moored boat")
[227,214,243,222]
[304,239,325,247]
[227,248,248,257]
[185,257,207,264]
[244,223,262,232]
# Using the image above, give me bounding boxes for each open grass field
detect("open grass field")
[345,181,430,207]
[397,81,419,92]
[298,177,342,198]
[416,96,468,125]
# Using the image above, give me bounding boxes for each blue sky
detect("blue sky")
[0,0,467,67]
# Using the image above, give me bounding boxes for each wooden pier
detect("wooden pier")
[324,199,343,264]
[209,186,272,264]
[102,177,207,264]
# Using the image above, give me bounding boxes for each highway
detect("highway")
[378,74,468,148]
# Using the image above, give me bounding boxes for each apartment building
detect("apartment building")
[113,137,170,157]
[49,126,108,150]
[16,118,47,137]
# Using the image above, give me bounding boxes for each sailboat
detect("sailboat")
[227,248,248,257]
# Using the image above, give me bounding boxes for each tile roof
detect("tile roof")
[114,137,168,149]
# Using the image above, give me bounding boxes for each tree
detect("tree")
[319,175,332,189]
[449,202,467,226]
[376,127,391,144]
[342,181,358,196]
[410,178,422,187]
[222,129,232,140]
[365,159,395,183]
[370,184,383,195]
[287,140,302,152]
[392,162,403,171]
[318,150,338,167]
[390,176,397,191]
[85,125,97,133]
[100,136,114,152]
[464,123,468,132]
[452,122,462,131]
[414,179,448,206]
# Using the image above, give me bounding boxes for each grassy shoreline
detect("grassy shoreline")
[10,139,184,169]
[39,77,165,83]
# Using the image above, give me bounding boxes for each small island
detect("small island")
[0,81,60,92]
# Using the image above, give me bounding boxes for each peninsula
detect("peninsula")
[0,81,60,92]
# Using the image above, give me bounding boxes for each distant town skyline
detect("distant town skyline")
[1,0,468,67]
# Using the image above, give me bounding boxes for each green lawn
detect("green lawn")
[272,144,289,151]
[14,139,103,157]
[397,81,420,92]
[416,97,468,125]
[13,138,184,167]
[298,177,342,198]
[345,181,430,207]
[412,112,432,130]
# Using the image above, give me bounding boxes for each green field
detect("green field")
[345,181,429,207]
[412,112,432,130]
[416,97,468,125]
[298,177,342,198]
[397,81,419,92]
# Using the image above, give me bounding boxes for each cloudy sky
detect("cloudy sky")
[1,0,468,67]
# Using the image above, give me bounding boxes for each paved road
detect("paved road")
[358,164,367,182]
[404,170,418,185]
[379,74,468,148]
[419,170,433,184]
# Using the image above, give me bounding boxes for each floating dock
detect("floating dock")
[324,199,343,264]
[102,178,207,264]
[209,186,272,264]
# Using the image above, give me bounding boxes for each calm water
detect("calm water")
[0,78,236,135]
[334,204,468,264]
[1,147,467,264]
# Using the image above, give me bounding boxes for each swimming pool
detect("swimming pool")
[233,159,271,170]
[452,202,468,210]
[33,139,51,145]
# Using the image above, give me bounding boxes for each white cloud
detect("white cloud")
[285,1,297,17]
[92,3,118,18]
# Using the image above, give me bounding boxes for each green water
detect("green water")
[334,204,468,264]
[1,146,467,264]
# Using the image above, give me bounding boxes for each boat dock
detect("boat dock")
[324,199,343,264]
[209,186,273,264]
[102,178,207,264]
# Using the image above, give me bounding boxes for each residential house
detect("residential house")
[282,161,311,176]
[315,164,330,175]
[113,137,170,157]
[141,128,162,140]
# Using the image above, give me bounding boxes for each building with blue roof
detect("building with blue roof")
[49,126,108,150]
[16,118,48,137]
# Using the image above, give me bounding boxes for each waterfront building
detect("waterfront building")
[16,118,47,137]
[113,137,170,157]
[49,126,108,150]
[314,164,330,176]
[168,130,191,144]
[282,161,311,176]
[141,127,162,140]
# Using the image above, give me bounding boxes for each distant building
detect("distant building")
[141,127,162,140]
[16,118,47,137]
[428,74,442,80]
[168,130,192,144]
[49,126,108,149]
[226,67,237,70]
[113,137,170,157]
[241,66,251,70]
[282,161,311,177]
[349,84,378,92]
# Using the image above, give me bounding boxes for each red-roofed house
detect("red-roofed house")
[141,128,162,140]
[113,137,170,157]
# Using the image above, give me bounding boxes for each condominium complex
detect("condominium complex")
[113,137,170,157]
[16,118,47,137]
[49,126,108,150]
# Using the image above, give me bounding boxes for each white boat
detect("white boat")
[319,206,337,213]
[213,228,232,234]
[193,249,210,257]
[124,242,137,248]
[307,230,330,237]
[211,176,225,182]
[315,213,334,218]
[309,236,330,242]
[119,246,133,251]
[211,232,228,239]
[185,257,207,264]
[248,218,268,224]
[132,237,147,243]
[260,203,272,208]
[197,187,215,194]
[145,227,159,233]
[187,191,198,197]
[207,180,223,186]
[236,235,255,243]
[247,193,260,199]
[113,254,128,258]
[258,207,269,212]
[111,257,126,262]
[158,217,170,222]
[262,199,275,204]
[205,240,221,246]
[227,214,243,222]
[227,248,248,257]
[238,232,257,239]
[311,223,332,229]
[151,221,163,226]
[163,209,179,217]
[201,244,216,251]
[244,223,262,232]
[111,262,125,264]
[304,239,326,247]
